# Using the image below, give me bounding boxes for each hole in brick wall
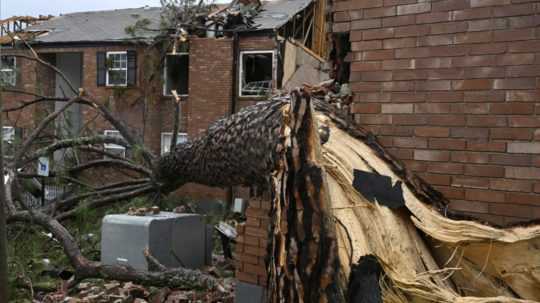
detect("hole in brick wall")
[330,33,351,84]
[164,54,189,96]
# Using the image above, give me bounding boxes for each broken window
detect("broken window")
[103,130,126,158]
[239,51,274,97]
[161,132,188,155]
[97,51,137,87]
[0,56,16,87]
[163,53,189,96]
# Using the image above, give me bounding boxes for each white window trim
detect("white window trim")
[238,50,276,97]
[103,130,126,150]
[0,56,16,87]
[161,132,188,155]
[105,51,128,87]
[163,52,189,97]
[2,126,14,143]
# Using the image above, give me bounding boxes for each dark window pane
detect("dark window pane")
[241,52,273,96]
[165,54,189,95]
[108,70,127,85]
[0,56,16,87]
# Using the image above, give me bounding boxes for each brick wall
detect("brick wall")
[187,37,233,136]
[2,49,52,130]
[332,0,540,225]
[235,197,270,287]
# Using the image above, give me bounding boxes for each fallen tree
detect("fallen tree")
[2,35,539,303]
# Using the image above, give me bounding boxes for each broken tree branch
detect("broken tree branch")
[22,135,129,165]
[170,96,181,154]
[8,210,217,289]
[55,184,155,220]
[68,159,153,177]
[50,183,154,215]
[14,96,81,166]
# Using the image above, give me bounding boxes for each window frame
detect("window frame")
[2,126,14,143]
[238,50,275,97]
[105,51,128,87]
[163,52,189,97]
[161,132,188,155]
[103,130,126,157]
[0,56,16,87]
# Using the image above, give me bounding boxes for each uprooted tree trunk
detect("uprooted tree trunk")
[3,39,539,301]
[5,88,540,302]
[156,91,540,303]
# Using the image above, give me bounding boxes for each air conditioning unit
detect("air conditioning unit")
[101,212,211,271]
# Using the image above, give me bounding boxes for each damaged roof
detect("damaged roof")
[23,0,313,44]
[252,0,313,30]
[26,7,161,44]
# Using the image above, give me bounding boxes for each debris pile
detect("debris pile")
[303,80,352,114]
[206,0,262,33]
[40,279,234,303]
[126,206,161,216]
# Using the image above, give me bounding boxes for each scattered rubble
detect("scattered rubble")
[126,206,161,216]
[303,79,352,112]
[206,0,262,34]
[38,279,234,303]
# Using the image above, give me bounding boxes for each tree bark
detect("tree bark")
[267,91,344,303]
[156,99,287,193]
[155,90,540,302]
[2,71,540,302]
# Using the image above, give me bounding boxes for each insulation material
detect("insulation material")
[283,40,298,85]
[282,39,330,90]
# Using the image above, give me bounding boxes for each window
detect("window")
[239,51,274,97]
[161,132,188,155]
[3,126,18,156]
[97,51,136,87]
[0,56,16,87]
[103,130,126,157]
[2,126,14,143]
[163,53,189,96]
[106,52,128,86]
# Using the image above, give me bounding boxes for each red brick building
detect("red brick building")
[0,1,322,195]
[0,2,326,297]
[331,0,540,226]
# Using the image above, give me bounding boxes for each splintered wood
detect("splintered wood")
[264,91,540,303]
[317,109,540,302]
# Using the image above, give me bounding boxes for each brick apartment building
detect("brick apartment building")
[6,0,539,299]
[0,0,323,196]
[331,0,540,226]
[0,1,327,298]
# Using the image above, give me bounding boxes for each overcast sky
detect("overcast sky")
[1,0,164,18]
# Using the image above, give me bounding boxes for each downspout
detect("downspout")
[230,31,239,115]
[227,31,240,210]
